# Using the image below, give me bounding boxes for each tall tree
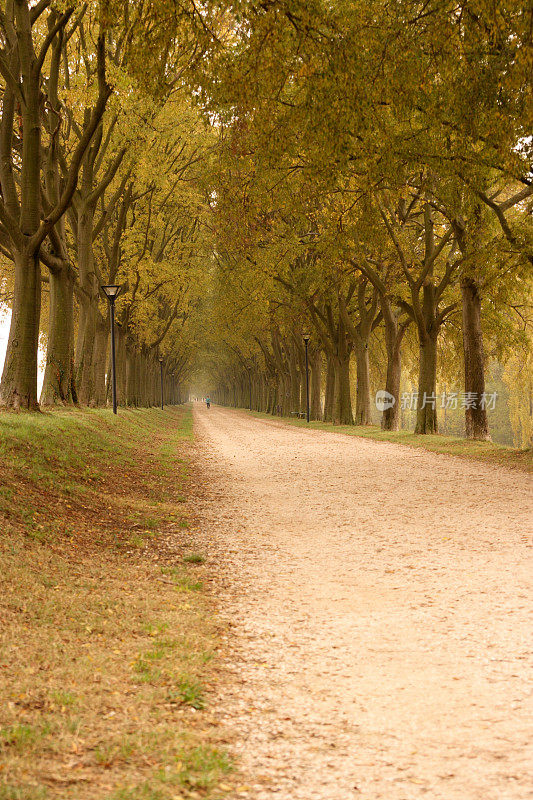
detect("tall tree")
[0,0,111,408]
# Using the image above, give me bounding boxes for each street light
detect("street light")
[101,284,122,414]
[159,357,164,410]
[303,333,310,423]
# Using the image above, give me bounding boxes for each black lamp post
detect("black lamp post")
[159,357,164,410]
[303,333,310,423]
[101,284,121,414]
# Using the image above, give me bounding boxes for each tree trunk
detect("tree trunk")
[310,351,322,421]
[261,374,268,411]
[41,268,76,405]
[146,356,154,407]
[288,349,300,412]
[413,275,440,435]
[147,356,153,407]
[270,381,279,414]
[91,317,108,407]
[382,338,402,431]
[125,345,136,405]
[137,354,144,406]
[354,341,371,424]
[75,200,94,396]
[278,372,284,416]
[134,351,143,406]
[134,350,141,406]
[116,326,126,406]
[382,308,403,431]
[324,354,335,422]
[75,295,98,405]
[265,382,273,414]
[334,354,353,425]
[462,277,490,440]
[415,335,438,434]
[0,251,41,410]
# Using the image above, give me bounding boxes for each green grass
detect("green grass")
[161,566,203,592]
[0,723,51,752]
[245,409,533,472]
[183,552,206,565]
[175,676,205,711]
[107,745,232,799]
[177,745,232,788]
[176,576,204,592]
[3,406,200,558]
[94,738,136,768]
[48,689,78,708]
[0,786,48,800]
[0,404,232,799]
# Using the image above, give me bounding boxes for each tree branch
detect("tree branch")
[35,9,73,76]
[30,0,53,25]
[31,34,113,250]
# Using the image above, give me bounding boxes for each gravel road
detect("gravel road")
[191,404,532,800]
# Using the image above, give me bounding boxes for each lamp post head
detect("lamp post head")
[302,333,311,344]
[101,284,121,301]
[159,357,163,364]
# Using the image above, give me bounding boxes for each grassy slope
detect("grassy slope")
[245,410,533,473]
[0,406,232,800]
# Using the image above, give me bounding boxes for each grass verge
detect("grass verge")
[0,405,232,800]
[245,410,532,473]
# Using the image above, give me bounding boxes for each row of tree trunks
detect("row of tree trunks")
[207,267,491,441]
[114,347,180,407]
[338,279,381,425]
[308,303,353,425]
[374,200,490,439]
[211,357,322,420]
[212,340,323,420]
[214,349,352,425]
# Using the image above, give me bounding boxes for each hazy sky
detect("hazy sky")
[0,311,10,374]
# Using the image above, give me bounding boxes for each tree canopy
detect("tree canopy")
[0,0,531,444]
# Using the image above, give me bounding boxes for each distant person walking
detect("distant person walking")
[206,396,211,409]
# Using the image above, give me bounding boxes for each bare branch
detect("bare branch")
[87,146,126,207]
[30,0,53,25]
[378,202,413,285]
[35,9,73,76]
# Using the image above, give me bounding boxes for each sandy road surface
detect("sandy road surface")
[191,404,532,800]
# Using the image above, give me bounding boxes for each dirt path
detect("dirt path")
[191,404,532,800]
